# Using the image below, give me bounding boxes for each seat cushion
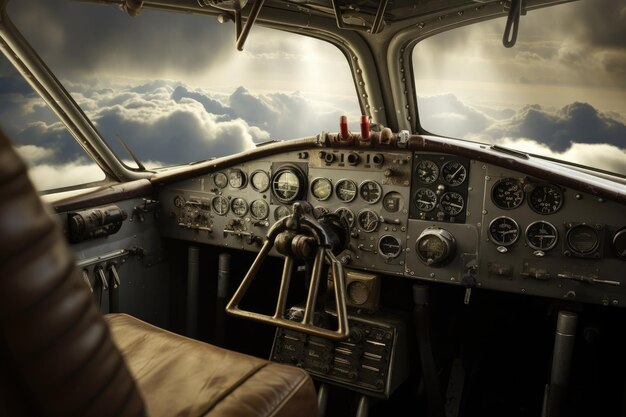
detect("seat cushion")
[105,314,317,417]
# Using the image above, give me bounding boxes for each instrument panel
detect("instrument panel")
[158,147,626,307]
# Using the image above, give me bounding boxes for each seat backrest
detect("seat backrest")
[0,129,147,417]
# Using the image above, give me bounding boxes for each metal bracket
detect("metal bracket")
[330,0,389,34]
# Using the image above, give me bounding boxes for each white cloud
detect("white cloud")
[16,144,54,163]
[27,161,105,191]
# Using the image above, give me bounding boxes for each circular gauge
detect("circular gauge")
[378,235,402,259]
[441,161,467,186]
[335,179,357,202]
[212,195,229,216]
[488,216,520,246]
[347,281,369,305]
[314,206,329,218]
[529,184,563,215]
[274,205,292,221]
[357,209,380,233]
[335,207,355,228]
[382,191,403,213]
[612,228,626,260]
[213,172,228,189]
[228,169,246,189]
[311,178,333,201]
[250,170,270,192]
[566,224,599,255]
[492,178,524,209]
[415,227,456,266]
[414,188,438,212]
[250,199,269,220]
[440,192,465,216]
[359,180,383,204]
[526,221,558,251]
[272,167,305,203]
[416,160,439,184]
[173,195,185,208]
[231,197,248,217]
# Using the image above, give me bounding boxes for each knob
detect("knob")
[349,327,365,343]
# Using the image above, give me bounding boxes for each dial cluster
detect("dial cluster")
[409,155,470,223]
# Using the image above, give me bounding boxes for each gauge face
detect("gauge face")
[414,188,438,212]
[250,170,270,192]
[335,207,355,228]
[440,192,464,216]
[272,168,303,203]
[335,179,357,202]
[228,169,246,189]
[173,195,185,208]
[416,160,439,184]
[488,216,520,246]
[492,178,524,209]
[311,178,333,201]
[357,209,380,233]
[250,199,269,220]
[566,224,599,255]
[230,197,248,217]
[274,205,292,221]
[212,195,229,216]
[378,235,402,259]
[359,180,383,204]
[214,172,228,189]
[529,184,563,215]
[441,161,467,186]
[526,221,558,251]
[382,191,402,213]
[347,281,369,305]
[415,228,455,266]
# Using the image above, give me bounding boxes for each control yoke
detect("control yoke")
[226,202,350,340]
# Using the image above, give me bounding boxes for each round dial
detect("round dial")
[357,209,380,233]
[440,192,464,216]
[347,281,369,305]
[525,221,558,251]
[311,178,333,201]
[250,199,269,220]
[250,170,270,192]
[212,195,229,216]
[173,195,185,208]
[378,235,402,259]
[529,184,563,215]
[488,216,520,246]
[359,180,383,204]
[272,167,304,203]
[230,197,248,217]
[335,207,355,228]
[228,169,246,189]
[213,172,228,189]
[441,161,467,186]
[416,160,439,184]
[566,224,599,255]
[414,188,438,212]
[415,227,456,266]
[274,205,292,221]
[335,179,357,202]
[492,178,524,209]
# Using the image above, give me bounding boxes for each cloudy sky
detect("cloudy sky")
[0,0,624,190]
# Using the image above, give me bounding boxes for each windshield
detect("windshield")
[413,0,626,175]
[2,0,361,175]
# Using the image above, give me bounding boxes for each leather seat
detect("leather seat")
[0,129,318,417]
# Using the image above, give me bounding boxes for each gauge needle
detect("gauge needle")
[451,166,463,179]
[448,203,463,209]
[417,200,434,205]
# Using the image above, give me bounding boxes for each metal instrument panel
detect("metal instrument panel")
[158,149,626,307]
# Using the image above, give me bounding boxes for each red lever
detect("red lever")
[360,115,370,140]
[339,115,350,140]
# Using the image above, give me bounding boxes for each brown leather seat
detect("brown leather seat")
[0,129,317,417]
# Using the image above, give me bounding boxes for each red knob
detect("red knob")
[360,115,370,140]
[340,115,350,139]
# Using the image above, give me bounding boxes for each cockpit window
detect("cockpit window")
[413,0,626,175]
[0,57,105,191]
[3,0,361,171]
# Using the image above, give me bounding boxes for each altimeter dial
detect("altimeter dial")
[415,160,439,184]
[440,192,464,216]
[441,161,467,186]
[529,184,563,215]
[357,209,380,233]
[488,216,520,246]
[414,188,438,212]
